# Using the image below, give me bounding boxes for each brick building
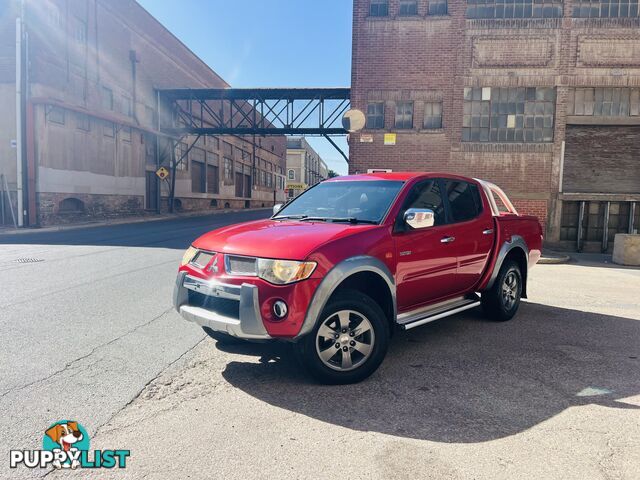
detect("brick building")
[349,0,640,251]
[0,0,286,227]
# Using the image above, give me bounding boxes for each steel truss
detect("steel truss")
[158,88,351,137]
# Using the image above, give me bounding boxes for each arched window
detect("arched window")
[288,169,295,180]
[59,198,85,213]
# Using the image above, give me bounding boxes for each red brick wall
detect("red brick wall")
[512,199,548,231]
[349,0,640,244]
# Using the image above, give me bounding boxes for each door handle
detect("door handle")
[441,236,456,244]
[482,229,494,235]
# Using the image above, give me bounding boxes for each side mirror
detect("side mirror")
[273,203,284,216]
[403,208,435,230]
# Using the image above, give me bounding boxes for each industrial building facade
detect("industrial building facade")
[350,0,640,251]
[0,0,286,227]
[286,137,329,198]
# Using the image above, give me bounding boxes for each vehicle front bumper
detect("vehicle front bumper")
[173,271,272,340]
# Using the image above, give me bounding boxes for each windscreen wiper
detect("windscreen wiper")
[273,214,308,220]
[331,217,379,224]
[300,217,378,224]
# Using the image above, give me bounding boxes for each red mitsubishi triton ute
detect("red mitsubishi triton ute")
[174,173,543,384]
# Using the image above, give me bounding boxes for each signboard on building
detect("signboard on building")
[384,133,396,146]
[359,134,374,143]
[286,183,307,190]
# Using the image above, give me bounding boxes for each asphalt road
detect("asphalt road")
[1,214,639,479]
[0,209,271,479]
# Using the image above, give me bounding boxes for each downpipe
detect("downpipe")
[15,15,24,227]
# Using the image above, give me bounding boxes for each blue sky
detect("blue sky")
[137,0,353,175]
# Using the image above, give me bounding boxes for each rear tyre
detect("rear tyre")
[202,327,244,345]
[481,259,522,322]
[294,289,390,385]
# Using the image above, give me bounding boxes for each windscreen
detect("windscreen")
[275,180,404,224]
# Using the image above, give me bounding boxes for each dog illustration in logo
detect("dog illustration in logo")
[45,421,83,469]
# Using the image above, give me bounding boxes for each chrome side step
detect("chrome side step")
[398,295,481,331]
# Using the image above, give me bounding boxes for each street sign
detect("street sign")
[156,167,169,180]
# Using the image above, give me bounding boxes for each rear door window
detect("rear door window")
[444,180,482,223]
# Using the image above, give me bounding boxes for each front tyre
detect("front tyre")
[481,259,522,322]
[295,289,390,385]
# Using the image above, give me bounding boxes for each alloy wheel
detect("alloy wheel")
[502,271,519,310]
[315,310,375,371]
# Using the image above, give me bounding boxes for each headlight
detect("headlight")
[181,246,198,266]
[256,259,317,285]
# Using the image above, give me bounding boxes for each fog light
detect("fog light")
[273,300,288,319]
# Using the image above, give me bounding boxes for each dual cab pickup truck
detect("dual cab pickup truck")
[174,173,542,384]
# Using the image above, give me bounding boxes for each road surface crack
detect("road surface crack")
[0,307,175,399]
[90,338,204,438]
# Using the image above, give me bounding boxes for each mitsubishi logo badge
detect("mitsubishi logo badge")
[210,255,219,273]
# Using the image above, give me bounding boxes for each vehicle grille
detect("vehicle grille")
[188,291,240,320]
[226,255,257,276]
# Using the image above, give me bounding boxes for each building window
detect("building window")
[175,142,188,171]
[462,87,556,143]
[102,87,113,111]
[570,88,640,117]
[573,0,640,17]
[103,120,115,138]
[288,169,295,180]
[224,157,234,184]
[121,126,131,143]
[76,112,90,131]
[121,95,132,117]
[395,101,414,129]
[399,0,419,15]
[73,17,87,44]
[429,0,448,15]
[223,141,233,157]
[423,102,443,129]
[370,0,389,16]
[366,102,385,129]
[46,106,65,125]
[466,0,564,19]
[46,3,63,29]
